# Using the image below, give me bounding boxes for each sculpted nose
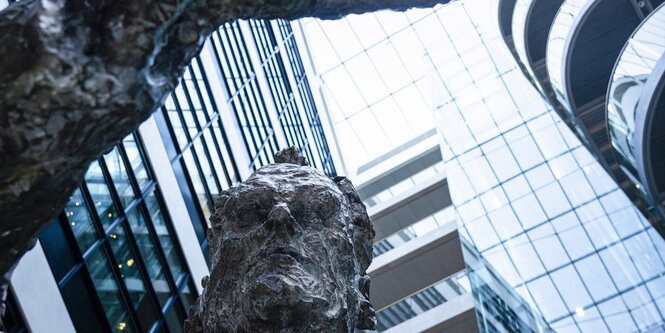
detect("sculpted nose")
[267,203,298,236]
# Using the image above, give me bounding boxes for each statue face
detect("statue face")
[201,164,373,332]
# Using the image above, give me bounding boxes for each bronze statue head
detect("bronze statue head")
[184,147,375,333]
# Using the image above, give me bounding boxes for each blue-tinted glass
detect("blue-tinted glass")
[528,224,569,271]
[86,248,136,333]
[182,149,212,222]
[511,194,547,230]
[126,207,173,308]
[65,188,99,252]
[508,131,543,170]
[549,265,592,313]
[524,164,555,191]
[108,225,149,309]
[466,216,499,251]
[86,161,120,229]
[179,282,196,312]
[598,296,637,332]
[123,135,151,191]
[574,256,617,300]
[488,204,521,240]
[505,234,545,281]
[535,182,571,219]
[502,175,531,201]
[551,212,594,260]
[575,306,609,332]
[105,147,136,208]
[599,246,641,291]
[108,224,161,331]
[165,303,185,333]
[527,275,567,321]
[145,192,186,283]
[622,286,661,331]
[558,170,595,207]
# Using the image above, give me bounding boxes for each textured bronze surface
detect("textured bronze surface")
[184,148,375,332]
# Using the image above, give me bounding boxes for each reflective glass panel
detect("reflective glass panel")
[86,248,136,333]
[86,161,120,229]
[145,192,186,283]
[126,206,173,308]
[64,189,99,252]
[104,147,136,208]
[123,135,151,190]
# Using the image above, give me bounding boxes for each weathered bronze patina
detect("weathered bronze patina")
[184,148,375,332]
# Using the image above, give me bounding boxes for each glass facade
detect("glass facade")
[39,133,196,333]
[303,0,665,332]
[157,55,242,251]
[432,1,665,332]
[299,11,442,170]
[156,20,338,257]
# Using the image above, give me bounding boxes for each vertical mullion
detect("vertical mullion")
[98,157,164,331]
[209,33,255,165]
[189,61,235,191]
[225,26,265,165]
[190,58,241,186]
[238,24,278,161]
[172,93,217,211]
[179,77,223,194]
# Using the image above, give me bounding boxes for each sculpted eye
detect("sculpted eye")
[242,206,269,222]
[224,202,270,232]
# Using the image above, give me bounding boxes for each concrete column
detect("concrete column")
[11,242,76,333]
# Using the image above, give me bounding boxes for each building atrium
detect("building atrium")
[1,0,664,332]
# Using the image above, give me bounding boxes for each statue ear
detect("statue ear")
[356,275,376,330]
[333,176,375,271]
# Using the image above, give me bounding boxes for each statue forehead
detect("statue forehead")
[237,164,342,196]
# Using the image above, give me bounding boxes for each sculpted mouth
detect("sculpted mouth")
[248,246,304,270]
[268,247,302,259]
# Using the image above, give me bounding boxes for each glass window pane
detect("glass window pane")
[85,161,119,230]
[164,303,186,333]
[179,281,197,312]
[86,248,136,333]
[65,188,99,252]
[145,192,186,283]
[126,207,173,308]
[108,224,160,331]
[104,147,136,208]
[60,270,109,333]
[182,150,213,222]
[123,135,151,190]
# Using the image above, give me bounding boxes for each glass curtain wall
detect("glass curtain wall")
[302,1,665,331]
[157,55,242,253]
[249,19,337,176]
[39,133,196,333]
[432,2,665,332]
[157,19,338,256]
[299,11,441,171]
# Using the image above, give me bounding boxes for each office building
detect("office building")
[3,0,665,332]
[1,14,339,333]
[502,0,665,234]
[299,0,665,332]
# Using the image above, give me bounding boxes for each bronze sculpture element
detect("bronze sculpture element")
[184,147,376,332]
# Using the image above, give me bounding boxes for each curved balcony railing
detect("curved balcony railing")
[512,0,537,80]
[546,0,594,111]
[607,3,665,184]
